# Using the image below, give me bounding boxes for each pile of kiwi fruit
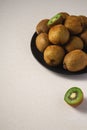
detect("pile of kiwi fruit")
[35,12,87,72]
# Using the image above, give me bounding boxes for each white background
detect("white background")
[0,0,87,130]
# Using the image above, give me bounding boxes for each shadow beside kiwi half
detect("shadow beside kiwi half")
[75,97,87,113]
[30,32,87,75]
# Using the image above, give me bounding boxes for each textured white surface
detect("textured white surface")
[0,0,87,130]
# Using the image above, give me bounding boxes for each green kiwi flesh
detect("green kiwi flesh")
[47,13,62,26]
[64,87,83,106]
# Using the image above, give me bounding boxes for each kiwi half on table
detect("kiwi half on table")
[64,87,84,107]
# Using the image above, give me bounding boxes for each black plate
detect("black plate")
[30,32,87,75]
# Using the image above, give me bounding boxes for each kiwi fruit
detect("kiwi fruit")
[47,13,63,27]
[79,15,87,28]
[64,87,84,107]
[63,49,87,72]
[48,24,70,45]
[80,29,87,47]
[34,12,87,73]
[44,45,65,66]
[59,12,69,21]
[36,19,49,34]
[36,33,50,52]
[65,36,84,52]
[64,15,83,34]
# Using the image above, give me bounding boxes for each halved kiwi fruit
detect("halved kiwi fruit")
[47,13,63,27]
[64,87,84,107]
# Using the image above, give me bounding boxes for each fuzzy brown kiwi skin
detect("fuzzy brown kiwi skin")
[59,12,70,21]
[63,50,87,72]
[78,15,87,28]
[65,36,84,52]
[64,15,83,34]
[36,19,50,34]
[44,45,65,66]
[36,33,50,53]
[80,29,87,47]
[48,24,70,45]
[63,59,87,72]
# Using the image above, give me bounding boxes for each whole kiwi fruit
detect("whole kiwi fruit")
[80,29,87,47]
[36,19,49,34]
[79,15,87,28]
[65,36,84,52]
[44,45,65,66]
[63,49,87,72]
[36,33,50,52]
[48,24,70,45]
[64,15,83,34]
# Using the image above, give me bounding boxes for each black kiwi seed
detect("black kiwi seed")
[64,87,84,107]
